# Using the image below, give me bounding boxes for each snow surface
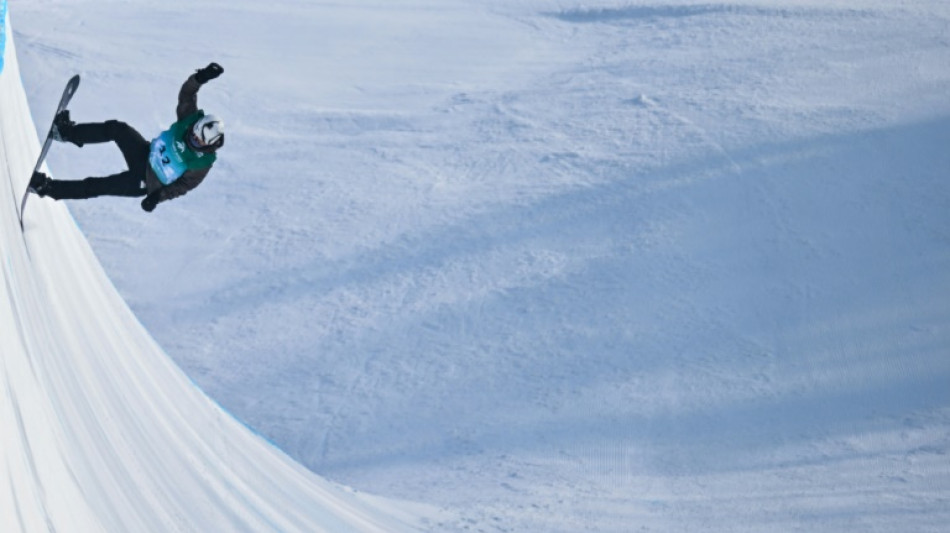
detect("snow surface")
[7,0,950,531]
[1,5,433,533]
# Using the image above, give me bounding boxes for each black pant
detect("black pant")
[48,120,150,200]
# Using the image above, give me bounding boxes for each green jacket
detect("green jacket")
[144,75,216,203]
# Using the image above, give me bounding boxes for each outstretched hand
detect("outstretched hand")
[195,62,224,84]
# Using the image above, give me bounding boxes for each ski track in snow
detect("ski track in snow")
[9,0,950,531]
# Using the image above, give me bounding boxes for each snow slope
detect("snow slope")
[0,6,429,532]
[10,0,950,531]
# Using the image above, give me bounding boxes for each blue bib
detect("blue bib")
[149,112,216,185]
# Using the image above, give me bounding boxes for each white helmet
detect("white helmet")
[191,114,225,150]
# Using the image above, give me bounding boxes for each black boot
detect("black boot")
[51,110,84,147]
[29,171,53,197]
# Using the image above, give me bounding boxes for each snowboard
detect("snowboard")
[19,74,81,230]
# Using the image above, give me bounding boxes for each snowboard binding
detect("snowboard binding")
[51,110,83,147]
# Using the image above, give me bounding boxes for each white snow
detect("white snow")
[6,0,950,531]
[1,4,433,532]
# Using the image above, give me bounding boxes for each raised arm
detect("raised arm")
[176,62,224,120]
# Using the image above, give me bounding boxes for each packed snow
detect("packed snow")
[1,3,433,532]
[7,0,950,531]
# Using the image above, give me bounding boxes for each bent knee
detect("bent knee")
[103,119,134,136]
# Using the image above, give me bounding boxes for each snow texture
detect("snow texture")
[7,0,950,531]
[1,8,432,533]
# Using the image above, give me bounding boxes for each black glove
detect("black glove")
[195,62,223,84]
[141,194,159,213]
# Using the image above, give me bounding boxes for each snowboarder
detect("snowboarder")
[29,63,225,213]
